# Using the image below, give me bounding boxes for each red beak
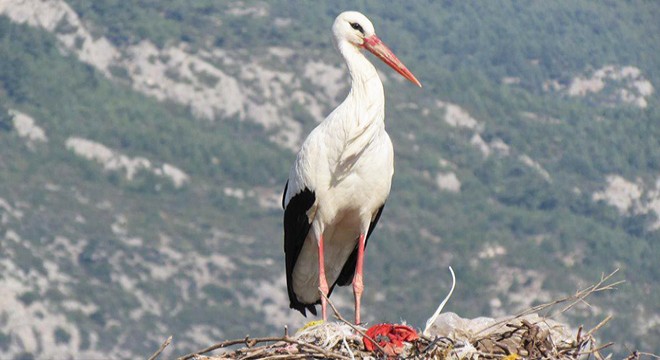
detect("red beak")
[362,35,422,87]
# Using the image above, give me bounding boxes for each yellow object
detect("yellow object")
[502,354,520,360]
[296,320,325,333]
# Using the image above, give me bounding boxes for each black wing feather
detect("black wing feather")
[332,204,386,290]
[282,181,318,316]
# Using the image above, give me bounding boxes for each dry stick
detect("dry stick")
[560,292,615,357]
[280,337,351,360]
[461,270,619,359]
[637,352,660,359]
[575,326,583,343]
[243,349,306,360]
[259,354,310,360]
[567,316,614,360]
[177,335,349,360]
[552,270,624,318]
[578,342,615,356]
[239,347,270,360]
[421,336,454,354]
[474,268,622,338]
[585,315,613,339]
[147,335,172,360]
[177,336,282,360]
[558,325,591,357]
[318,288,388,356]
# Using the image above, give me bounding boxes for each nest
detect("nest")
[150,270,647,360]
[168,316,602,360]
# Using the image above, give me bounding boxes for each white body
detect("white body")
[284,29,394,304]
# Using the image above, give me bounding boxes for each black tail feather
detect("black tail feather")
[289,299,319,317]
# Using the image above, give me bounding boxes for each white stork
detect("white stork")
[282,11,421,324]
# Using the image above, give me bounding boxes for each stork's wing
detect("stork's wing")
[282,180,318,316]
[333,203,385,289]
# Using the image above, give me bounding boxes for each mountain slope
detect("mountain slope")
[0,1,658,358]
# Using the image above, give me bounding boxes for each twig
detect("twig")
[284,336,350,359]
[637,352,660,359]
[551,269,624,317]
[240,347,269,360]
[576,325,583,343]
[474,268,622,337]
[177,337,282,360]
[318,288,388,356]
[177,334,350,360]
[585,315,613,338]
[421,336,454,353]
[259,355,309,360]
[147,335,172,360]
[577,342,614,356]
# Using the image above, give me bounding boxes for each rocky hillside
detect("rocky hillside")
[0,1,658,358]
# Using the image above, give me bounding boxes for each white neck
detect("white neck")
[312,39,389,180]
[337,40,385,121]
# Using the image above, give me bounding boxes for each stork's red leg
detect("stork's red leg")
[353,233,366,324]
[318,234,329,321]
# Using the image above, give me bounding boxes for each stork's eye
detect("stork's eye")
[350,22,365,34]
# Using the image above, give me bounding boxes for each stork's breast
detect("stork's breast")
[324,164,391,218]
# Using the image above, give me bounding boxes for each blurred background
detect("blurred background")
[0,1,658,358]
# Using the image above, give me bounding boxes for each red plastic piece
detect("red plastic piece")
[363,323,419,357]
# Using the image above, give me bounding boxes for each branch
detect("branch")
[176,334,350,360]
[147,335,172,360]
[577,342,614,356]
[177,336,282,360]
[550,269,624,318]
[474,268,622,337]
[637,352,660,359]
[585,315,613,339]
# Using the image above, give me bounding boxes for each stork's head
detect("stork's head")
[332,11,376,47]
[332,11,421,87]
